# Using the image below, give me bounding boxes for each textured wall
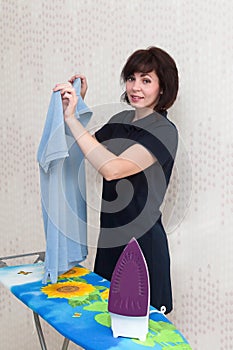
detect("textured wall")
[0,0,233,349]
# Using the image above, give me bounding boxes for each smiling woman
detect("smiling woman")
[121,47,178,114]
[53,46,179,314]
[126,71,161,119]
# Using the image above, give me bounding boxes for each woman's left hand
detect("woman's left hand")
[53,82,78,121]
[69,74,88,99]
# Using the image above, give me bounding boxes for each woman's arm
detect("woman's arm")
[66,116,156,180]
[53,82,156,181]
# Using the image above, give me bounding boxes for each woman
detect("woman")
[54,46,179,314]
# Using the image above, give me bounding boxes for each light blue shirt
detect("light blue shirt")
[37,79,92,283]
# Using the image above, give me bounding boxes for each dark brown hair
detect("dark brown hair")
[121,46,179,112]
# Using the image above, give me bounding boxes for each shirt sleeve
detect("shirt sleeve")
[135,124,178,167]
[95,123,113,143]
[94,111,128,143]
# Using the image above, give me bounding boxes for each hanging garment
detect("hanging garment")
[37,79,92,283]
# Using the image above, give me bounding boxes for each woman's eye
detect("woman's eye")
[127,76,135,81]
[143,79,151,84]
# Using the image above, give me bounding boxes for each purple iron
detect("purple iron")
[108,237,150,341]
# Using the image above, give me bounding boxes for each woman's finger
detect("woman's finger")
[53,82,72,92]
[69,74,86,84]
[68,74,88,99]
[60,86,75,94]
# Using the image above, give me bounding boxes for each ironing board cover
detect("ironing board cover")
[0,263,191,350]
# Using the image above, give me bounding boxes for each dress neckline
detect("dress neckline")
[125,110,167,125]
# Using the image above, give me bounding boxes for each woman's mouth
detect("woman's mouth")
[130,95,144,102]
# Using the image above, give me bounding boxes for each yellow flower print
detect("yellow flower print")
[100,289,109,300]
[41,281,95,299]
[59,267,90,279]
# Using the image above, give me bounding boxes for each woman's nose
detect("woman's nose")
[132,80,141,91]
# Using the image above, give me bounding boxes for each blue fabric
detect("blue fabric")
[37,79,92,283]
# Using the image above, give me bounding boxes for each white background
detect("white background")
[0,1,233,349]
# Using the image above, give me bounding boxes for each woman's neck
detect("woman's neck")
[132,107,154,121]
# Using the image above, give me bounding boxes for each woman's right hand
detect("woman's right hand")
[53,82,78,122]
[69,74,88,100]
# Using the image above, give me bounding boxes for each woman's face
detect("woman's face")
[125,71,161,111]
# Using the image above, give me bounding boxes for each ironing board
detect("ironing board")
[0,253,191,350]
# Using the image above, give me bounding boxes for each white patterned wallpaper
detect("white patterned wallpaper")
[1,0,233,349]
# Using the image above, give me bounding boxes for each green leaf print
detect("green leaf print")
[133,320,191,348]
[89,293,100,301]
[154,330,183,344]
[95,312,111,327]
[58,276,87,283]
[83,301,108,312]
[133,333,156,347]
[162,345,192,349]
[94,285,108,291]
[68,295,91,307]
[71,277,87,283]
[149,320,176,333]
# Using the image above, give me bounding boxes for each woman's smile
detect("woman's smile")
[130,95,144,102]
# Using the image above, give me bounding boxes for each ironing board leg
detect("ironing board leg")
[33,311,47,350]
[33,311,70,350]
[61,337,70,350]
